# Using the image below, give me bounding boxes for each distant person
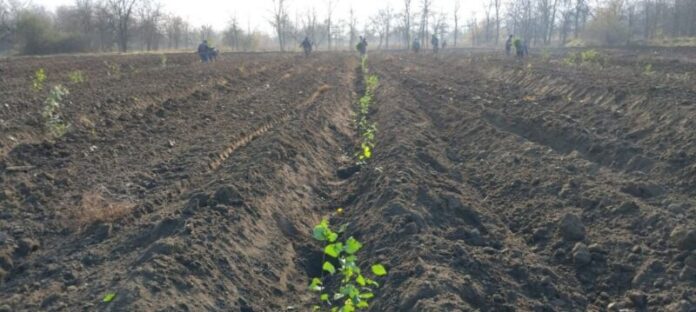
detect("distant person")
[356,36,368,57]
[513,38,525,58]
[522,40,529,57]
[442,40,447,50]
[300,36,313,56]
[198,40,210,63]
[505,35,513,56]
[431,35,439,53]
[412,39,421,53]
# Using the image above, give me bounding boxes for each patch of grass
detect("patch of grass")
[68,191,135,229]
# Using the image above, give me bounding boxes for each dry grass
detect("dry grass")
[67,191,135,229]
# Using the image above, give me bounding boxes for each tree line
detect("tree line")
[1,0,695,56]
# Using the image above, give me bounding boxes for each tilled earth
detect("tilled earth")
[0,50,695,311]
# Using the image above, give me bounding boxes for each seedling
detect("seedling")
[68,70,85,84]
[103,292,116,303]
[42,85,71,139]
[643,64,655,76]
[309,219,387,311]
[104,61,121,77]
[354,61,379,165]
[32,68,46,91]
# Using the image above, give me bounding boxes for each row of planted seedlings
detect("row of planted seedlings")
[306,56,386,312]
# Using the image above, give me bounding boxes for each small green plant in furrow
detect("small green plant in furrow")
[68,70,86,84]
[42,85,71,139]
[309,219,387,311]
[32,68,46,91]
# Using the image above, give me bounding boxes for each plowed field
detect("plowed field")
[0,49,694,311]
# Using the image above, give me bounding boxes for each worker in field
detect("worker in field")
[513,38,525,58]
[198,40,210,63]
[357,36,368,57]
[412,38,421,53]
[505,35,513,56]
[522,40,529,57]
[301,36,313,56]
[431,35,440,53]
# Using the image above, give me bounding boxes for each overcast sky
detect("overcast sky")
[38,0,486,33]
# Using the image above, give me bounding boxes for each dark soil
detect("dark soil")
[0,49,694,311]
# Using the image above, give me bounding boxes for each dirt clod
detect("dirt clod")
[558,213,586,242]
[572,243,592,267]
[14,238,39,258]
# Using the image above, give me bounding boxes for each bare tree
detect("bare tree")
[370,5,393,49]
[139,0,162,51]
[380,5,393,49]
[419,0,431,47]
[94,1,116,51]
[270,0,289,51]
[0,0,12,43]
[453,0,460,46]
[326,0,337,50]
[402,0,412,49]
[348,6,357,49]
[431,11,448,44]
[484,0,492,43]
[300,7,319,46]
[199,24,214,41]
[164,15,185,49]
[108,0,138,52]
[223,16,242,50]
[494,0,502,44]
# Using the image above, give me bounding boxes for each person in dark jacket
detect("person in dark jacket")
[356,36,368,57]
[431,35,440,53]
[412,39,421,53]
[198,40,210,63]
[300,37,313,56]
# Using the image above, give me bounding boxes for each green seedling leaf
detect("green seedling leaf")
[323,261,336,275]
[102,292,116,303]
[313,226,327,241]
[325,243,343,258]
[371,264,387,276]
[321,293,329,302]
[327,231,339,243]
[345,237,363,255]
[359,292,374,299]
[356,274,366,286]
[309,277,323,292]
[357,301,369,308]
[365,277,380,287]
